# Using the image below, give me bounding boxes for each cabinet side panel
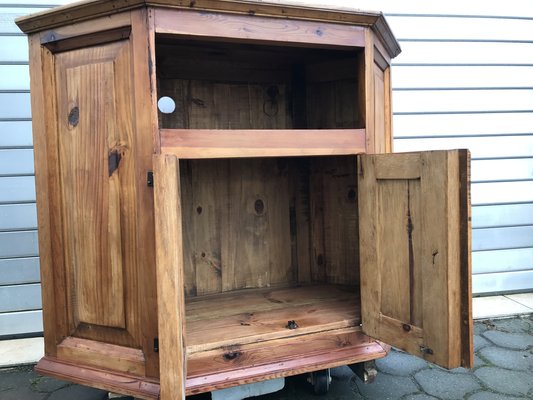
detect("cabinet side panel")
[28,34,64,354]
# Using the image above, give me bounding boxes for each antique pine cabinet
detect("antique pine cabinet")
[16,1,473,399]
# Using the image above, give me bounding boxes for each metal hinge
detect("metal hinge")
[147,171,154,187]
[154,337,159,353]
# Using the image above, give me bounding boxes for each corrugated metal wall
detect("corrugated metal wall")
[0,0,532,337]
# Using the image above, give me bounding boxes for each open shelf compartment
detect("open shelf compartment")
[184,284,388,395]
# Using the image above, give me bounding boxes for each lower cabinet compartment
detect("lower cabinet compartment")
[185,284,387,395]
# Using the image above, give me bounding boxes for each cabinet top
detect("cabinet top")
[15,0,400,57]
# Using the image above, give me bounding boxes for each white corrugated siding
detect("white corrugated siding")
[1,0,532,337]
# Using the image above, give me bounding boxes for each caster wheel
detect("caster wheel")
[311,369,331,395]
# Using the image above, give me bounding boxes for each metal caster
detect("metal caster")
[349,360,377,384]
[308,368,331,395]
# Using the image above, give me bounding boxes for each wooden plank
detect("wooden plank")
[28,33,65,356]
[34,327,388,399]
[359,150,472,369]
[458,150,473,368]
[155,8,365,49]
[160,129,366,158]
[130,6,160,378]
[56,337,145,376]
[320,156,359,286]
[35,357,160,400]
[185,284,359,353]
[55,41,131,330]
[186,328,387,395]
[472,203,533,229]
[222,158,292,290]
[153,154,186,400]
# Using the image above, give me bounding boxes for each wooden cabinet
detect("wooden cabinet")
[16,1,473,399]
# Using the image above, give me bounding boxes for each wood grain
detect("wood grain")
[160,129,366,158]
[359,150,472,369]
[185,284,359,353]
[36,357,160,400]
[155,8,365,49]
[28,34,62,356]
[186,327,387,395]
[153,154,187,400]
[130,7,160,377]
[53,40,141,347]
[57,337,145,376]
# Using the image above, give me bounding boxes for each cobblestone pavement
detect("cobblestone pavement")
[1,315,531,400]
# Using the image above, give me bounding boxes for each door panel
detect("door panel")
[358,150,472,369]
[54,40,139,347]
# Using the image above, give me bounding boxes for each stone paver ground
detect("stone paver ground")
[1,315,531,400]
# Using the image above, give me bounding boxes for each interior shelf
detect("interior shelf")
[160,129,366,158]
[184,284,382,395]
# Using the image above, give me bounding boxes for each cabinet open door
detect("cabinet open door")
[358,150,473,369]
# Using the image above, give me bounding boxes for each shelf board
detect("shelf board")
[185,284,361,354]
[160,128,366,159]
[184,284,381,395]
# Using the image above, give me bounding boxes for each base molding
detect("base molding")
[35,357,160,400]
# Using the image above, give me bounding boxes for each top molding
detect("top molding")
[15,0,401,58]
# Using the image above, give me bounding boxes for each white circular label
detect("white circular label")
[157,96,176,114]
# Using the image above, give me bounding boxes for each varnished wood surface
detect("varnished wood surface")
[160,129,366,158]
[36,327,388,398]
[154,155,187,400]
[185,284,360,353]
[186,327,387,394]
[155,8,365,49]
[14,0,400,58]
[36,357,160,400]
[358,150,472,369]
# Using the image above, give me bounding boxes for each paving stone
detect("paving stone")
[473,355,487,368]
[30,376,70,393]
[354,372,418,399]
[478,346,532,371]
[474,367,533,396]
[491,316,533,334]
[402,394,439,400]
[468,391,525,400]
[474,334,491,351]
[414,368,481,399]
[0,367,45,400]
[47,384,108,400]
[375,350,428,376]
[482,330,533,350]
